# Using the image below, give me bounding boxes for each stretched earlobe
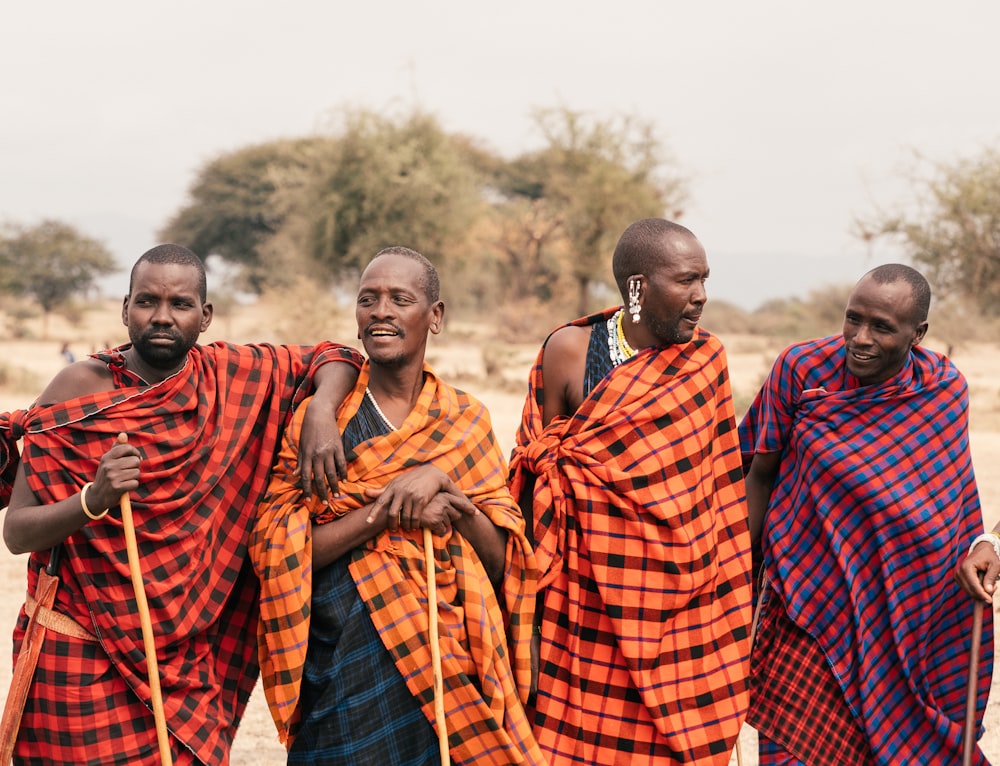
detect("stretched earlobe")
[628,280,641,324]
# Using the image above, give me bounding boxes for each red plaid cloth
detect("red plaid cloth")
[508,311,753,766]
[749,589,874,765]
[0,415,20,507]
[253,363,545,765]
[8,341,361,766]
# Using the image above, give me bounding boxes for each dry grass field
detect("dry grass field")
[0,299,998,763]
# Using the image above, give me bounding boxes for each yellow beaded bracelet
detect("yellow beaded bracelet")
[80,482,109,520]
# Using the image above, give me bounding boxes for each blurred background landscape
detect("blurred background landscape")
[2,0,1000,761]
[0,301,999,764]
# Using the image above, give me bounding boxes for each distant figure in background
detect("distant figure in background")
[741,263,991,764]
[59,342,74,364]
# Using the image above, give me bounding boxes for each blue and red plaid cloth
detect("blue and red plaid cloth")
[740,334,992,765]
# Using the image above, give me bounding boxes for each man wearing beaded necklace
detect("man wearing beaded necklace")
[508,218,753,765]
[252,247,545,765]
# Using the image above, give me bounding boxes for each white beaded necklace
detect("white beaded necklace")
[606,309,637,367]
[365,387,398,432]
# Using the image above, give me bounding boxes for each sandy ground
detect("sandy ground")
[0,304,999,763]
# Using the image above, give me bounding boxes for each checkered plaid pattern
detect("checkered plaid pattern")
[285,557,443,764]
[508,310,753,766]
[8,340,361,766]
[749,589,874,765]
[757,734,805,765]
[252,363,545,764]
[12,628,201,765]
[739,335,992,765]
[0,418,20,507]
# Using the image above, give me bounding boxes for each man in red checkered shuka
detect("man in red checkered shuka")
[0,244,362,765]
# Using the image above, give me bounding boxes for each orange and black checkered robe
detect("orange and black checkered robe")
[1,341,361,766]
[252,363,546,765]
[508,313,753,765]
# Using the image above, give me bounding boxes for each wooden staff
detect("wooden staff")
[423,526,448,765]
[120,489,173,766]
[962,598,985,766]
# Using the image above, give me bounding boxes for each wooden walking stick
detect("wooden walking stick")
[120,482,173,766]
[423,526,448,765]
[962,598,985,766]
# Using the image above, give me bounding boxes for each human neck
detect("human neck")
[619,310,652,351]
[122,346,186,385]
[366,367,424,428]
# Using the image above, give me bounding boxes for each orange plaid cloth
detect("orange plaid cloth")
[509,315,753,765]
[252,363,545,764]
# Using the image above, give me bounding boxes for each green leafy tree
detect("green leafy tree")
[496,108,688,316]
[0,219,116,337]
[857,147,1000,316]
[487,197,565,304]
[307,109,484,279]
[160,137,336,293]
[160,105,688,318]
[161,110,487,296]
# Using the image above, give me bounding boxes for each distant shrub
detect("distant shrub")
[700,299,751,335]
[749,284,853,343]
[493,297,566,345]
[257,277,351,345]
[0,362,44,395]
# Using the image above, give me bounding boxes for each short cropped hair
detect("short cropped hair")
[611,218,697,298]
[131,244,208,303]
[369,246,441,303]
[865,263,931,324]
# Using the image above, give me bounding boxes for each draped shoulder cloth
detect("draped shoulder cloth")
[9,340,360,765]
[253,363,544,765]
[508,312,752,765]
[739,335,992,764]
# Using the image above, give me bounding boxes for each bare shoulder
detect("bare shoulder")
[542,324,591,366]
[540,324,592,423]
[36,357,115,406]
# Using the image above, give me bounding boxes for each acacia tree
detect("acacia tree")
[0,219,116,337]
[491,197,564,302]
[857,147,1000,316]
[495,108,688,316]
[306,109,484,280]
[159,105,689,318]
[160,137,336,293]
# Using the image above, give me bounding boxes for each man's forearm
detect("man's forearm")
[312,355,361,403]
[745,451,781,549]
[311,507,383,569]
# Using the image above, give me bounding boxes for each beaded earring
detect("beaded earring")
[628,279,641,323]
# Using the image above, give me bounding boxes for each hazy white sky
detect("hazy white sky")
[3,1,998,309]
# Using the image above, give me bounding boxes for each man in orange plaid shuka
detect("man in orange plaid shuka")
[0,245,363,765]
[252,247,546,765]
[508,219,753,765]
